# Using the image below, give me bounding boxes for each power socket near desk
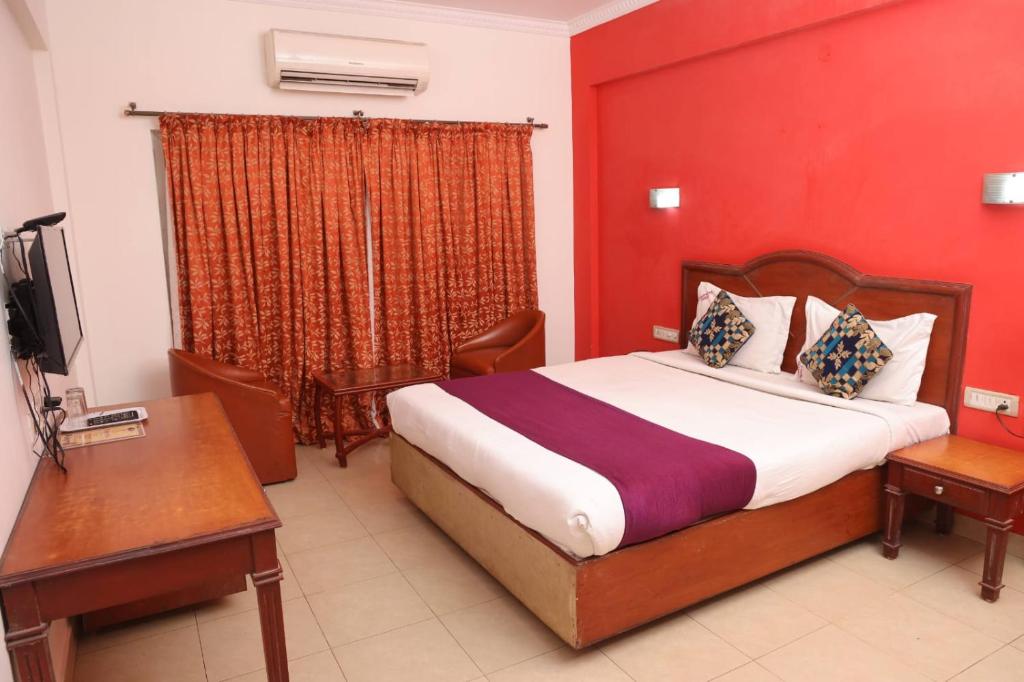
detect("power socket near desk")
[964,386,1019,417]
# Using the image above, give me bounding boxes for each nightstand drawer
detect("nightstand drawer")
[902,467,989,514]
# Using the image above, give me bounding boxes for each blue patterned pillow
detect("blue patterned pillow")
[799,304,893,400]
[688,290,756,368]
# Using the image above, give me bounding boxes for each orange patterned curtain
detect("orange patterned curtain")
[364,120,539,373]
[160,114,374,443]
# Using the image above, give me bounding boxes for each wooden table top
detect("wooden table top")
[889,435,1024,493]
[313,364,443,395]
[0,393,280,586]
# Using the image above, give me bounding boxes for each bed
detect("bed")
[387,250,972,648]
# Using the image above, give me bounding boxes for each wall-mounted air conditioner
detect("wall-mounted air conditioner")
[265,29,430,97]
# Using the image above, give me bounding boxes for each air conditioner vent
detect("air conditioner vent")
[279,70,419,92]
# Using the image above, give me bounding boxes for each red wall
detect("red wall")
[571,0,1024,455]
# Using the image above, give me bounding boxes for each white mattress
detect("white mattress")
[387,351,950,558]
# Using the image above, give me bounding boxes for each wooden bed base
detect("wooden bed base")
[390,251,971,648]
[393,435,883,648]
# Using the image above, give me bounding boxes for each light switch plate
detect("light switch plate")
[653,325,680,343]
[964,386,1019,417]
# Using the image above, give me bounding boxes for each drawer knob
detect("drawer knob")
[934,485,944,496]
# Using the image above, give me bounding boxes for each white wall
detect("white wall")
[43,0,575,405]
[1,1,83,679]
[0,0,51,561]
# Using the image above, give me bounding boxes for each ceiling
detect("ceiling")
[399,0,620,21]
[235,0,657,35]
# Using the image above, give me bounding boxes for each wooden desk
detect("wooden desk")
[884,435,1024,602]
[0,393,290,681]
[313,364,443,467]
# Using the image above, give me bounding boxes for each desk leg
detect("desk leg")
[882,484,906,559]
[2,584,55,682]
[251,532,289,681]
[314,383,325,450]
[334,395,348,468]
[981,517,1013,602]
[935,503,955,535]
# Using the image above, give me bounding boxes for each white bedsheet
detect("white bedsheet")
[387,351,949,558]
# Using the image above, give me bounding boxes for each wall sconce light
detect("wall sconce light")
[649,187,680,209]
[982,172,1024,205]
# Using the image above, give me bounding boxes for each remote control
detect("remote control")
[86,410,140,427]
[62,406,149,433]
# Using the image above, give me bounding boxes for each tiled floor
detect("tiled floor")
[75,440,1024,682]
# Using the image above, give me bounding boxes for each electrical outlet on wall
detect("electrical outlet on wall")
[653,325,680,343]
[964,386,1020,417]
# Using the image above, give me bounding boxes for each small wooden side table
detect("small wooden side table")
[884,435,1024,602]
[314,364,443,467]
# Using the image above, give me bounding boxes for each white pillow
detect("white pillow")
[685,282,796,374]
[796,296,936,405]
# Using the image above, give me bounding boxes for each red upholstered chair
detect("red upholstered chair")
[449,310,546,378]
[167,349,297,484]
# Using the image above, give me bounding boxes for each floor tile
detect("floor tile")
[489,647,632,682]
[198,597,328,681]
[402,549,507,615]
[688,584,826,658]
[333,619,480,682]
[950,645,1024,681]
[265,477,348,520]
[829,535,951,590]
[287,536,397,596]
[900,522,986,564]
[293,445,329,481]
[960,550,1024,592]
[835,592,1000,680]
[279,551,304,600]
[711,662,780,681]
[763,555,893,621]
[77,607,197,654]
[348,494,432,534]
[75,626,206,682]
[307,572,433,647]
[904,565,1024,643]
[441,596,563,673]
[600,612,749,681]
[225,649,345,682]
[759,625,930,682]
[277,506,368,554]
[327,465,405,507]
[317,439,392,478]
[374,522,466,570]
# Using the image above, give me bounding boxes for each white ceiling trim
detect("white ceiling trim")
[230,0,569,36]
[229,0,658,37]
[569,0,658,35]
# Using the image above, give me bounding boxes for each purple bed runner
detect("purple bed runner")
[437,370,756,548]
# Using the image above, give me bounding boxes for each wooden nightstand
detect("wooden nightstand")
[884,435,1024,602]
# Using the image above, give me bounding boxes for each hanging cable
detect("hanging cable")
[995,404,1024,440]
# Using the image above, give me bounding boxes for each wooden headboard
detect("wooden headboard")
[681,251,972,431]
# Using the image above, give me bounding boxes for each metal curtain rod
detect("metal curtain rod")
[122,102,549,129]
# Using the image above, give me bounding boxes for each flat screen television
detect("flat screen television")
[11,223,84,375]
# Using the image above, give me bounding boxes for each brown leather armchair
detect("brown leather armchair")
[449,310,546,378]
[168,349,297,484]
